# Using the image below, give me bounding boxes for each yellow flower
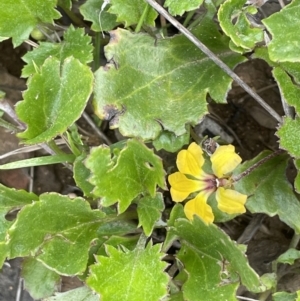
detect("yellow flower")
[168,142,247,224]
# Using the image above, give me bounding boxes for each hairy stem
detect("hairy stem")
[232,149,285,182]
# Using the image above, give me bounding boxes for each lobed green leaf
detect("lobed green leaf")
[153,130,189,152]
[16,57,93,144]
[137,193,165,236]
[277,117,300,158]
[93,22,245,140]
[263,0,300,62]
[173,217,263,298]
[218,0,263,52]
[0,0,60,46]
[0,184,38,241]
[85,139,166,213]
[277,248,300,265]
[108,0,158,27]
[87,242,169,301]
[164,0,204,16]
[234,151,300,233]
[80,0,120,32]
[22,257,60,299]
[7,193,106,275]
[22,26,93,77]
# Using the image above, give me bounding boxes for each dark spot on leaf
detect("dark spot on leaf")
[107,57,119,69]
[109,30,119,43]
[145,161,154,170]
[103,65,111,71]
[102,105,126,129]
[102,105,120,120]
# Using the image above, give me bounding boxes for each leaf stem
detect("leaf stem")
[232,149,285,182]
[144,0,283,124]
[94,32,101,71]
[183,10,196,27]
[136,4,150,32]
[0,118,20,132]
[58,4,87,28]
[289,233,300,249]
[48,140,67,156]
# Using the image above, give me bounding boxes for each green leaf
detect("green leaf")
[85,139,165,213]
[16,57,93,144]
[97,217,137,236]
[137,193,165,236]
[80,0,119,32]
[153,130,189,152]
[273,291,298,301]
[22,26,93,77]
[234,151,300,233]
[74,153,96,198]
[108,0,158,27]
[0,0,61,47]
[173,217,263,298]
[44,287,100,301]
[255,47,300,114]
[263,0,300,62]
[7,193,106,275]
[87,242,169,301]
[0,243,8,267]
[0,154,75,170]
[168,292,185,301]
[294,159,300,193]
[277,248,300,265]
[0,185,38,265]
[163,204,186,252]
[97,235,139,255]
[0,184,38,240]
[218,0,263,51]
[164,0,204,16]
[272,67,300,114]
[22,257,60,299]
[94,23,245,140]
[58,0,72,9]
[277,117,300,158]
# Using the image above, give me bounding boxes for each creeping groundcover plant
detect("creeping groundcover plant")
[1,0,300,300]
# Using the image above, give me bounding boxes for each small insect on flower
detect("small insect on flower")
[168,142,247,224]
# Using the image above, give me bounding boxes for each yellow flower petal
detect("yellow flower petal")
[184,194,214,224]
[168,172,205,202]
[216,187,247,214]
[177,142,205,177]
[211,145,242,178]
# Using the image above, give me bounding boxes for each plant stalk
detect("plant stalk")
[232,149,285,182]
[136,4,150,32]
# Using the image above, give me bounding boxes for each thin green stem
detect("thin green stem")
[58,5,87,28]
[0,118,20,132]
[187,13,205,29]
[232,149,285,182]
[289,233,300,249]
[94,32,101,71]
[136,4,150,32]
[183,10,196,27]
[47,140,67,156]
